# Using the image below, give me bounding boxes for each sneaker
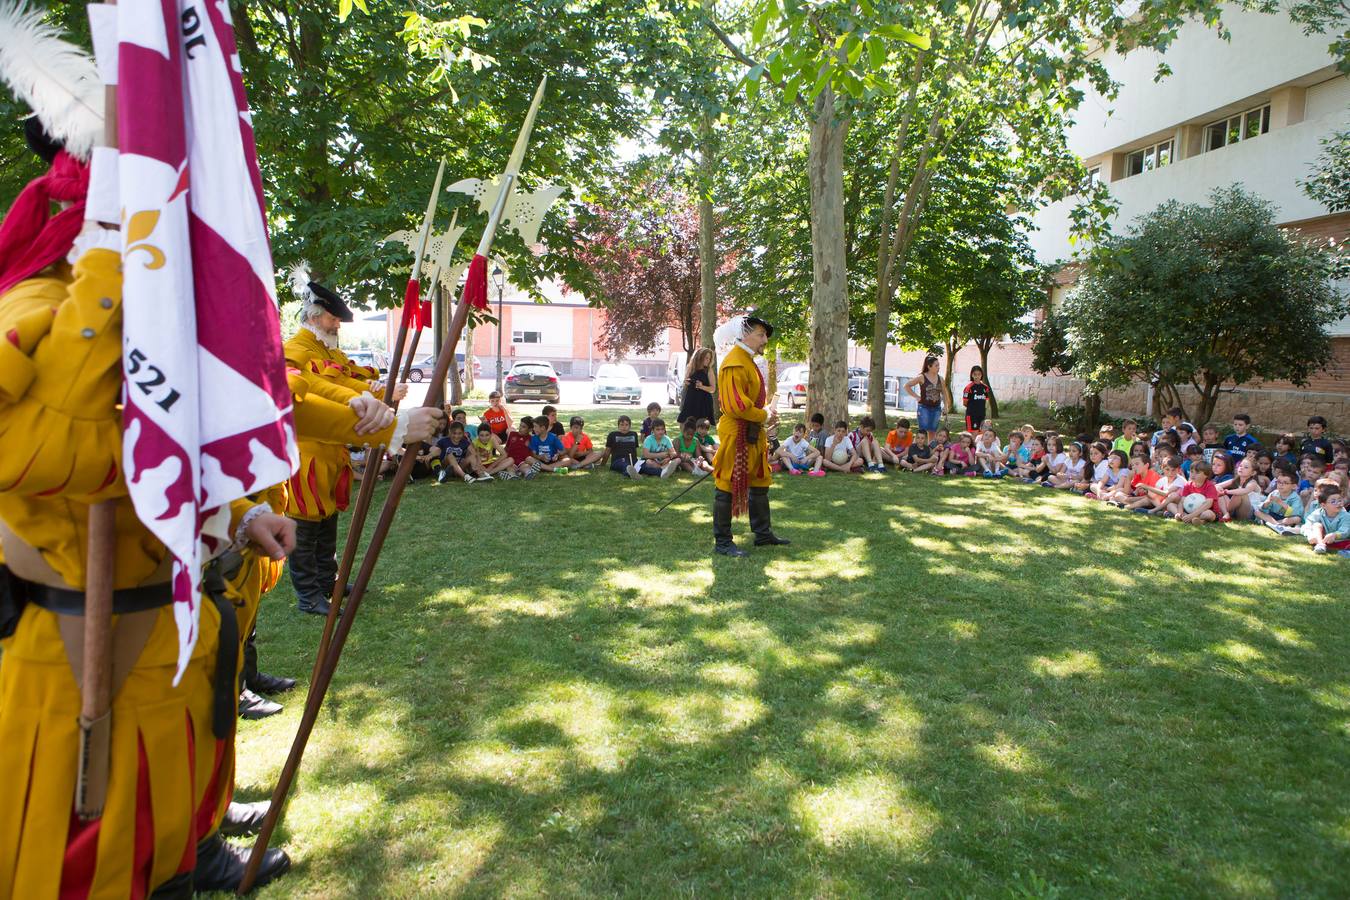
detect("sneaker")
[496,470,516,480]
[982,471,994,478]
[661,459,680,478]
[789,467,803,475]
[475,473,493,482]
[808,469,826,477]
[523,467,538,480]
[554,466,570,475]
[437,468,450,484]
[626,463,641,481]
[463,473,474,483]
[1313,543,1327,553]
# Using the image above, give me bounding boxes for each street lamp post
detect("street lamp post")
[493,263,505,394]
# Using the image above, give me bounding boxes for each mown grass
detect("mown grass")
[231,404,1350,899]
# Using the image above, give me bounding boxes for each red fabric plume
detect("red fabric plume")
[418,300,432,330]
[462,254,489,311]
[400,279,420,329]
[0,152,90,297]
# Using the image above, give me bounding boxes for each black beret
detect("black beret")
[308,281,354,322]
[744,315,774,339]
[24,117,62,164]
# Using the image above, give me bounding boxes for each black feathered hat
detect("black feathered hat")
[744,314,774,338]
[288,262,354,322]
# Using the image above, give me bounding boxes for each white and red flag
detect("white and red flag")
[116,0,297,681]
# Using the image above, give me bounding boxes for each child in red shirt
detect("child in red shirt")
[563,416,603,469]
[1168,460,1220,524]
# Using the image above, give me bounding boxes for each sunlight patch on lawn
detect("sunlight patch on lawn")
[606,563,714,604]
[975,736,1041,774]
[792,773,937,850]
[1210,640,1265,664]
[699,660,760,689]
[766,537,870,587]
[819,619,884,650]
[947,618,979,639]
[452,743,571,792]
[1032,650,1103,679]
[501,680,633,772]
[699,617,808,670]
[1207,605,1310,649]
[1308,682,1350,711]
[645,690,766,744]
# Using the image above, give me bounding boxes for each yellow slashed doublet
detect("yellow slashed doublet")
[0,250,249,897]
[712,344,772,494]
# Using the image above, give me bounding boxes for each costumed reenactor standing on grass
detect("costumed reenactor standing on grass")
[711,315,790,557]
[281,267,413,618]
[0,81,297,900]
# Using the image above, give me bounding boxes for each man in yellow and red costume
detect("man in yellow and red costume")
[712,314,790,557]
[281,269,410,617]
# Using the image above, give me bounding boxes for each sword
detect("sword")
[656,469,715,514]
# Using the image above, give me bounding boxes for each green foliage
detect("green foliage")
[1061,187,1349,426]
[1301,128,1350,213]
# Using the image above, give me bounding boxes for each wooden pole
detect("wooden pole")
[76,0,120,823]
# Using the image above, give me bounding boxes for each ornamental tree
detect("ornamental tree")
[1059,187,1349,427]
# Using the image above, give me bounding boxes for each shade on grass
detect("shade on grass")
[234,409,1349,898]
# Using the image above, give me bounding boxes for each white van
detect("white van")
[666,353,687,404]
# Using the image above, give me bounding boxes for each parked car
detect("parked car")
[666,353,687,405]
[775,365,809,408]
[846,367,870,400]
[504,359,561,403]
[593,362,643,405]
[403,352,482,383]
[345,349,387,374]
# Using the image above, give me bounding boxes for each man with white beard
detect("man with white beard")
[283,268,411,618]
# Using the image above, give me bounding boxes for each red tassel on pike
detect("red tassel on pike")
[400,279,420,329]
[462,254,490,311]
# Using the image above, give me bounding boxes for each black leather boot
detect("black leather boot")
[238,688,282,720]
[248,671,297,695]
[193,831,290,893]
[750,486,790,546]
[219,800,270,838]
[713,489,748,557]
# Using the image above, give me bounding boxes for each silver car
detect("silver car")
[504,360,561,403]
[592,363,642,405]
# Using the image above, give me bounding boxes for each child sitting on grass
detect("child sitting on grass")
[675,420,712,473]
[945,432,978,476]
[1048,440,1086,489]
[974,423,1003,476]
[1255,471,1304,534]
[823,421,864,473]
[637,418,681,478]
[1169,460,1220,524]
[1302,485,1350,555]
[604,415,643,480]
[1223,457,1264,521]
[777,423,824,475]
[930,427,954,476]
[540,405,565,436]
[563,416,604,469]
[1113,419,1139,455]
[1001,431,1028,476]
[640,402,662,439]
[449,408,478,440]
[1089,449,1129,500]
[886,419,913,458]
[1117,454,1158,509]
[436,421,491,483]
[524,417,568,478]
[852,416,890,472]
[695,418,718,465]
[501,416,536,479]
[806,413,828,451]
[1043,435,1068,483]
[473,425,513,478]
[900,431,938,473]
[1017,434,1047,482]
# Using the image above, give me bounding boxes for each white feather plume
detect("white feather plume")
[0,1,103,161]
[714,315,748,351]
[287,261,315,302]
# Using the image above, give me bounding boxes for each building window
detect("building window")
[1204,104,1270,152]
[1085,166,1102,189]
[1125,140,1173,178]
[512,330,542,344]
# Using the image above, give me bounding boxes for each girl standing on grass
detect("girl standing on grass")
[905,356,953,442]
[677,347,717,426]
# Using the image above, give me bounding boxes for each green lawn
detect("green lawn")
[234,405,1349,898]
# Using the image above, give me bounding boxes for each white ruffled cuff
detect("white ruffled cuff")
[391,409,410,447]
[231,502,274,551]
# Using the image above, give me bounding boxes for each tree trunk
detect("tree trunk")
[464,322,475,393]
[1195,373,1221,428]
[698,120,718,352]
[1083,393,1102,433]
[767,353,779,410]
[976,337,998,419]
[943,334,960,406]
[806,87,850,428]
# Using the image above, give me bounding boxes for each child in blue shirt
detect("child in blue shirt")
[635,418,680,478]
[1255,471,1304,535]
[1303,486,1350,555]
[640,402,662,439]
[525,417,568,478]
[1223,412,1259,463]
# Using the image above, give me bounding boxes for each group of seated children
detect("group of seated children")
[415,397,718,483]
[784,409,1348,556]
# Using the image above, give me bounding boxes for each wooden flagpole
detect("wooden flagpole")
[240,77,547,894]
